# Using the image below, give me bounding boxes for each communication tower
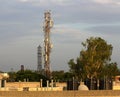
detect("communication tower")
[43,11,53,78]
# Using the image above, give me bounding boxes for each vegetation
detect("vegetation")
[7,69,73,84]
[8,70,49,86]
[52,70,73,81]
[101,62,119,78]
[68,37,119,81]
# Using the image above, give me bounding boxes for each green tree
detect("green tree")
[80,37,113,79]
[68,37,113,81]
[68,58,85,81]
[52,71,73,81]
[8,72,17,82]
[63,72,73,81]
[52,70,65,81]
[102,62,119,78]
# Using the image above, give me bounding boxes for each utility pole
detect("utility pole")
[43,11,53,79]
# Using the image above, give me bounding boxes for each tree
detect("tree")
[52,70,64,81]
[68,58,86,81]
[80,37,113,79]
[52,70,73,82]
[9,70,48,86]
[102,62,119,78]
[8,71,17,82]
[68,37,113,80]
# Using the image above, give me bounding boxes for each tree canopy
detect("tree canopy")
[68,37,117,80]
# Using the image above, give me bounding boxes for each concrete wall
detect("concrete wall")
[113,81,120,90]
[6,82,40,88]
[0,87,63,91]
[0,82,64,91]
[3,81,120,91]
[0,90,120,97]
[6,82,66,88]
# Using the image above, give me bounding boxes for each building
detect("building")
[37,45,42,72]
[21,65,24,71]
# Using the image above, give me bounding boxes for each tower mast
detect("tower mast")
[43,11,53,78]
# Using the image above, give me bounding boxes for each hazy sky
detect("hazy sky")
[0,0,120,72]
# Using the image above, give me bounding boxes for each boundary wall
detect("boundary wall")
[0,90,120,97]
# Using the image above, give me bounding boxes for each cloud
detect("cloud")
[92,0,113,4]
[52,24,103,44]
[18,0,74,6]
[86,24,120,33]
[0,0,120,71]
[18,0,120,7]
[92,0,120,5]
[20,0,28,2]
[51,0,73,5]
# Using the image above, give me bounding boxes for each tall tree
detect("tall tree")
[68,37,113,80]
[80,37,112,78]
[80,37,113,79]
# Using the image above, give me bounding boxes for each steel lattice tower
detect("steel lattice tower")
[43,11,53,78]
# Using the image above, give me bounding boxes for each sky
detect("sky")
[0,0,120,72]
